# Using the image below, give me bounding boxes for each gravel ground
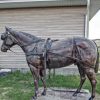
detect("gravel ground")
[36,88,91,100]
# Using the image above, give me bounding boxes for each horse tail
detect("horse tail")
[92,39,100,73]
[95,51,99,73]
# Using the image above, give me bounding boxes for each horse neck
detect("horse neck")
[13,35,30,47]
[17,35,44,54]
[8,28,42,52]
[10,30,38,47]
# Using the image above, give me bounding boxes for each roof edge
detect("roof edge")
[0,0,87,9]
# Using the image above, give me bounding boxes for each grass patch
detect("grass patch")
[0,71,100,100]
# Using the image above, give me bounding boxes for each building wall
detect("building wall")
[90,0,100,20]
[0,6,86,68]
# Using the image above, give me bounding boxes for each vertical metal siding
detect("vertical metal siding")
[0,7,86,68]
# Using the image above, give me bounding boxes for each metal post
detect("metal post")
[48,69,51,79]
[85,0,90,38]
[44,52,47,81]
[53,68,55,77]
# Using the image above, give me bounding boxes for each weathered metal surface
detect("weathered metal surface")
[1,27,99,100]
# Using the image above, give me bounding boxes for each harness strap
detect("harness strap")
[43,38,52,81]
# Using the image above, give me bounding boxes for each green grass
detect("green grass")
[0,71,100,100]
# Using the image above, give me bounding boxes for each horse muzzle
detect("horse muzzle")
[1,46,8,52]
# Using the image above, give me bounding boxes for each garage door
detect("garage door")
[0,7,86,68]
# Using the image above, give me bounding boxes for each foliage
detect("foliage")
[0,71,100,100]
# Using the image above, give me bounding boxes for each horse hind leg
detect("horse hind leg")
[85,68,97,100]
[73,64,86,96]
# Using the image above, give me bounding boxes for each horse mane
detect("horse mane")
[18,31,40,40]
[6,27,43,43]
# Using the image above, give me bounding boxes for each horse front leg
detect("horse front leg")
[28,64,39,100]
[40,69,47,96]
[73,64,86,96]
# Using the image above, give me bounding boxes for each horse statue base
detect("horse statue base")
[35,88,91,100]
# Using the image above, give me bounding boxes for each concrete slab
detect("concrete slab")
[36,88,91,100]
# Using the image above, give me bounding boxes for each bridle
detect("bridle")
[1,33,17,54]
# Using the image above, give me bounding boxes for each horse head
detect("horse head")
[1,27,17,52]
[1,27,42,52]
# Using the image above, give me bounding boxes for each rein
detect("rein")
[9,49,19,55]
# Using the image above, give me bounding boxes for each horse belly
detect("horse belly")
[48,56,73,69]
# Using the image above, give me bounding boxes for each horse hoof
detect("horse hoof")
[89,97,93,100]
[73,92,78,96]
[41,91,46,96]
[32,96,37,100]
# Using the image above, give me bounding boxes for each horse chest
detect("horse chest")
[47,56,73,68]
[26,55,42,68]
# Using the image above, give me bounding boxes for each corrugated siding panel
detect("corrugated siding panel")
[0,7,86,68]
[0,0,87,9]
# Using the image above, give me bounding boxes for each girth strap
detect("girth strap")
[44,38,52,52]
[43,38,52,81]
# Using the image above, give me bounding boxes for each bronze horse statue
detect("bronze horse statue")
[1,27,99,100]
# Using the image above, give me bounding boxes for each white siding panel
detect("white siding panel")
[0,7,86,68]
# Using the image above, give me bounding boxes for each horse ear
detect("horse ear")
[5,26,12,34]
[5,26,9,32]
